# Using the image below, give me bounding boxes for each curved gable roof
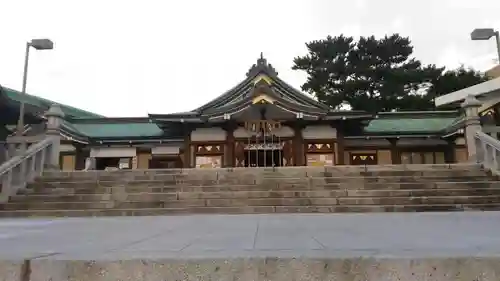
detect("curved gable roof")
[191,54,330,114]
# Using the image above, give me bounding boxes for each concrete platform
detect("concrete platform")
[2,212,500,261]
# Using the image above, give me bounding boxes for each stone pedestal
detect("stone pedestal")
[461,95,482,163]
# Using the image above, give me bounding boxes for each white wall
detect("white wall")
[191,128,227,142]
[272,126,294,138]
[302,125,337,140]
[345,139,390,147]
[151,146,180,155]
[233,127,251,138]
[60,144,76,152]
[346,138,449,147]
[397,139,447,146]
[90,147,137,158]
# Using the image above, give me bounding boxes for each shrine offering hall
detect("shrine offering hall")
[0,56,469,170]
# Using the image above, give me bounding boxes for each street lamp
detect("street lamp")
[16,39,54,137]
[470,28,500,64]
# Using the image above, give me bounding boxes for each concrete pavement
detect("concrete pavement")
[2,212,500,260]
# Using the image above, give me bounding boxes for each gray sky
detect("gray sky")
[1,0,499,117]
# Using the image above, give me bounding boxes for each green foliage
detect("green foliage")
[427,66,490,100]
[293,34,489,112]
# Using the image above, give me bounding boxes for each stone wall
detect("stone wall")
[2,258,500,281]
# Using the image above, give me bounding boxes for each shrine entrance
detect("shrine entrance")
[244,144,283,167]
[242,120,284,167]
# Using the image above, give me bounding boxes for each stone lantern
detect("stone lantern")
[461,95,482,162]
[45,104,64,169]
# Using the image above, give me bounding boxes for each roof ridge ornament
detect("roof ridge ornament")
[246,52,278,77]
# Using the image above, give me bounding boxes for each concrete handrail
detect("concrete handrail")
[0,137,55,203]
[0,138,54,175]
[475,131,500,175]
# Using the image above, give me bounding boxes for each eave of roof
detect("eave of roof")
[272,75,330,110]
[58,116,176,140]
[363,110,463,135]
[435,76,500,107]
[0,85,104,118]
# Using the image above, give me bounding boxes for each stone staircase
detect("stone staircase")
[1,164,499,217]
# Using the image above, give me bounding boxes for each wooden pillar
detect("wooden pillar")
[225,127,235,167]
[74,145,88,170]
[388,138,401,164]
[293,125,304,166]
[444,138,457,164]
[336,124,345,165]
[183,126,192,168]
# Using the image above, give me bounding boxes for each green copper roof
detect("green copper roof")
[365,112,462,134]
[59,112,464,140]
[70,122,164,138]
[2,87,103,118]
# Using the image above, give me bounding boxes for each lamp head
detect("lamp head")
[471,28,496,40]
[29,39,54,50]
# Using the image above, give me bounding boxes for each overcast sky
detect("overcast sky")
[1,0,499,117]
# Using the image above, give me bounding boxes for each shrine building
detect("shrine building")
[0,56,469,170]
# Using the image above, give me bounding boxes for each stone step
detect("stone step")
[0,203,499,217]
[11,187,500,203]
[32,175,500,187]
[319,175,493,183]
[38,168,487,182]
[4,195,500,210]
[40,164,481,176]
[32,174,495,187]
[20,181,500,195]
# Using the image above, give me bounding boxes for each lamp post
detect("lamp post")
[470,28,500,64]
[16,39,54,137]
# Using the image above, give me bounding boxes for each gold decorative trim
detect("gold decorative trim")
[252,74,273,85]
[252,94,275,104]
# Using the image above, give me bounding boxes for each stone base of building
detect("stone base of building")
[58,144,469,171]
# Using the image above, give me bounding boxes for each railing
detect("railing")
[482,126,500,140]
[475,131,500,175]
[0,138,55,203]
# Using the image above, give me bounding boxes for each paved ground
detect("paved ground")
[2,212,500,260]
